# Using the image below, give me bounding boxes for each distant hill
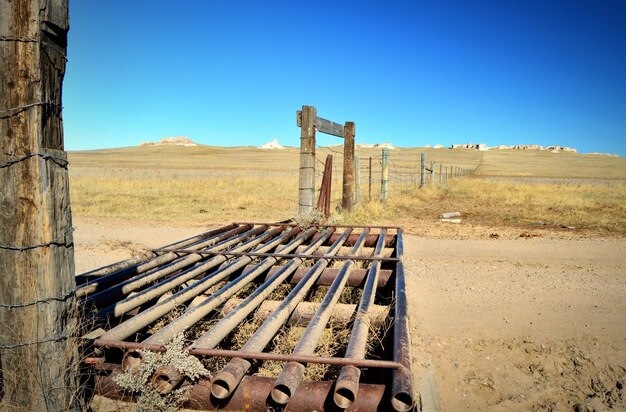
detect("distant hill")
[139,137,198,147]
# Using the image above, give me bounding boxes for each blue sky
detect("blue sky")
[64,0,626,155]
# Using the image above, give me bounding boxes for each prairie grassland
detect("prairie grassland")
[68,145,626,235]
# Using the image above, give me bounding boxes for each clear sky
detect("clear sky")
[64,0,626,155]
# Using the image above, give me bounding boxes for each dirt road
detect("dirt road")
[74,218,626,411]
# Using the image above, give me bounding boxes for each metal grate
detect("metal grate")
[79,222,414,411]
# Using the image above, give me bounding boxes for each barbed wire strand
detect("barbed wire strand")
[0,152,68,169]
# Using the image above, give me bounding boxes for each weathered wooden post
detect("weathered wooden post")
[298,106,317,215]
[354,155,361,205]
[381,148,389,201]
[420,153,426,188]
[342,121,355,211]
[445,166,448,181]
[439,163,443,184]
[368,156,372,202]
[0,1,80,409]
[430,161,435,185]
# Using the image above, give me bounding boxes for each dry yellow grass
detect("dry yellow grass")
[68,145,626,235]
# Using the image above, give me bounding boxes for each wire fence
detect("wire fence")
[314,148,475,211]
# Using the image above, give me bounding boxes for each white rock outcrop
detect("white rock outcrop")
[259,138,285,150]
[140,137,197,147]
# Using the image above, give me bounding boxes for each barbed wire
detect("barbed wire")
[0,287,77,309]
[0,35,68,60]
[0,332,69,350]
[0,151,68,169]
[0,101,63,119]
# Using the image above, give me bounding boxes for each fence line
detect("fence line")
[314,150,476,210]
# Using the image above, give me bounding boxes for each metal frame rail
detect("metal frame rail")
[79,222,415,411]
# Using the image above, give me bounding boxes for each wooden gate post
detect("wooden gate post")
[420,153,426,188]
[381,148,389,201]
[0,1,80,410]
[342,121,355,211]
[430,161,435,185]
[354,155,361,205]
[368,156,373,202]
[298,106,317,215]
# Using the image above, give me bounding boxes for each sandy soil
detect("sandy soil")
[74,218,626,411]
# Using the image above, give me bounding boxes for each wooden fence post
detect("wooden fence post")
[430,161,435,185]
[0,1,81,409]
[354,155,361,205]
[439,163,442,184]
[368,156,372,202]
[298,105,316,215]
[420,153,426,188]
[342,121,355,211]
[381,148,389,201]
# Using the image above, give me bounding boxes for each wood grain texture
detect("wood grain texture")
[0,1,79,409]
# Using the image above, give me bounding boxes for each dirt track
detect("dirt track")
[74,218,626,411]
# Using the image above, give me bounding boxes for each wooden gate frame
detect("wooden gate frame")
[296,105,356,215]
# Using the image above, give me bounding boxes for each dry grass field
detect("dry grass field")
[68,145,626,236]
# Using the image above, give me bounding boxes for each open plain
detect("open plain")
[70,145,626,411]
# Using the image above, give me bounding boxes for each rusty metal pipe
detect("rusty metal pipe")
[82,225,264,307]
[190,228,335,350]
[76,224,248,297]
[271,230,370,405]
[97,226,304,342]
[210,229,353,400]
[334,229,387,408]
[141,227,315,345]
[391,230,415,412]
[219,299,389,329]
[75,223,238,284]
[95,374,389,411]
[254,265,393,287]
[94,226,292,320]
[151,366,184,394]
[92,339,405,370]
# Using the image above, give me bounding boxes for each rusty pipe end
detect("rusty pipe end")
[270,362,306,405]
[151,366,184,394]
[391,390,414,412]
[211,358,251,399]
[121,350,143,373]
[333,365,361,409]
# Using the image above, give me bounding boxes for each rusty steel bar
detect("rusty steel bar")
[255,265,392,287]
[94,226,295,320]
[141,227,320,346]
[190,228,336,351]
[324,154,333,217]
[95,374,389,411]
[220,299,389,329]
[316,154,332,211]
[76,224,247,297]
[313,231,395,247]
[271,229,370,405]
[209,229,354,400]
[153,248,400,262]
[91,339,404,370]
[232,221,401,230]
[334,229,388,408]
[77,224,254,300]
[75,223,238,284]
[391,229,415,411]
[97,227,311,343]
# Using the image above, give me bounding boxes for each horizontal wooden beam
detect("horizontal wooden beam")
[297,110,344,138]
